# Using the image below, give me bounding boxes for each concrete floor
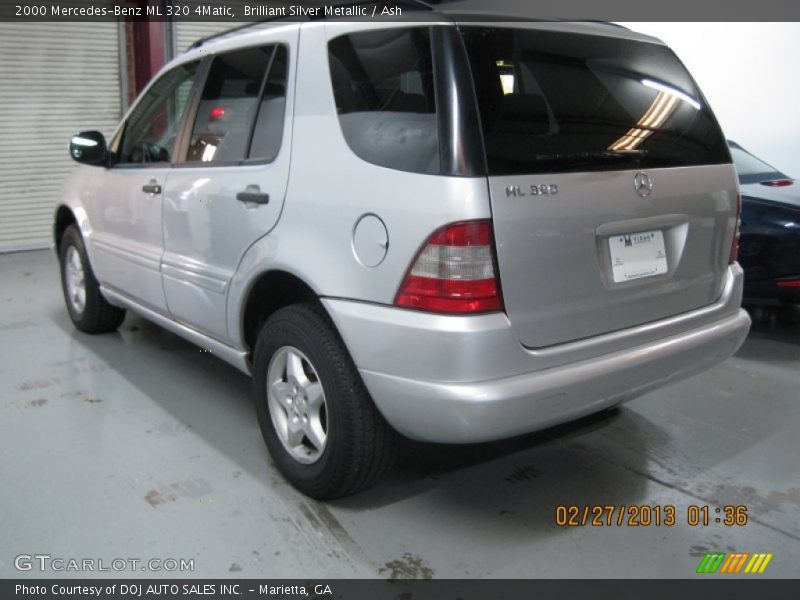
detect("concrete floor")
[1,249,799,579]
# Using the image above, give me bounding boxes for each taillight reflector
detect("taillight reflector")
[395,220,503,314]
[760,179,794,187]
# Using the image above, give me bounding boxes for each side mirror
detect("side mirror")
[69,131,108,165]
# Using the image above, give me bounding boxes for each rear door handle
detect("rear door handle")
[142,181,161,195]
[236,185,269,205]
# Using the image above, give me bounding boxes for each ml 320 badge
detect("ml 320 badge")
[505,184,558,197]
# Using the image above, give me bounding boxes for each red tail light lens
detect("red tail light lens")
[395,220,503,314]
[777,280,800,288]
[760,179,794,187]
[730,193,741,264]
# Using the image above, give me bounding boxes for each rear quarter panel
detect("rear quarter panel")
[226,22,492,347]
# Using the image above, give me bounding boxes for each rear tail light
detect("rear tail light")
[760,179,794,187]
[777,280,800,288]
[730,193,741,264]
[395,220,503,314]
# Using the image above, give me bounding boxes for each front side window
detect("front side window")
[118,62,199,165]
[328,28,439,175]
[460,27,730,175]
[187,45,287,164]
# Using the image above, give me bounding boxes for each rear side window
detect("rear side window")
[460,27,731,175]
[187,45,287,164]
[250,46,288,162]
[328,28,440,175]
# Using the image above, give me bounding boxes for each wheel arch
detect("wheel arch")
[53,203,94,259]
[54,205,79,252]
[240,269,321,357]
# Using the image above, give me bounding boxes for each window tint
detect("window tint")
[249,45,288,161]
[187,46,278,164]
[460,27,730,175]
[119,62,199,165]
[328,28,439,174]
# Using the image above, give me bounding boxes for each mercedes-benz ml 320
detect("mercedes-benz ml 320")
[55,16,750,498]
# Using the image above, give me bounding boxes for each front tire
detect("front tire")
[59,225,126,334]
[253,303,397,499]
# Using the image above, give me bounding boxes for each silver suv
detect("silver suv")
[55,17,751,498]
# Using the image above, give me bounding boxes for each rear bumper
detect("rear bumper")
[359,309,749,442]
[323,264,750,443]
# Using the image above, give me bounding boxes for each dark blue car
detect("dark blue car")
[730,141,800,306]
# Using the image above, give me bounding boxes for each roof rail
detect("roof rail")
[187,0,436,50]
[579,20,630,29]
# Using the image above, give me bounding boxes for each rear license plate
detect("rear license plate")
[608,230,668,283]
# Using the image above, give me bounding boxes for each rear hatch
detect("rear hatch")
[460,24,738,348]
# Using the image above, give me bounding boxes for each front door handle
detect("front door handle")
[142,180,161,195]
[236,185,269,205]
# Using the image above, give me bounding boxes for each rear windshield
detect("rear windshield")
[460,27,731,175]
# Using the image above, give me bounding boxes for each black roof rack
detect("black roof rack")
[187,5,631,52]
[188,0,436,50]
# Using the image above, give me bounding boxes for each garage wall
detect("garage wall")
[621,22,800,178]
[0,23,122,253]
[173,21,234,55]
[171,0,257,56]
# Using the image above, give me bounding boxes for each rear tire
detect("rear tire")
[253,303,397,499]
[59,225,126,334]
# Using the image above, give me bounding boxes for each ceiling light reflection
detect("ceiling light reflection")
[641,79,701,110]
